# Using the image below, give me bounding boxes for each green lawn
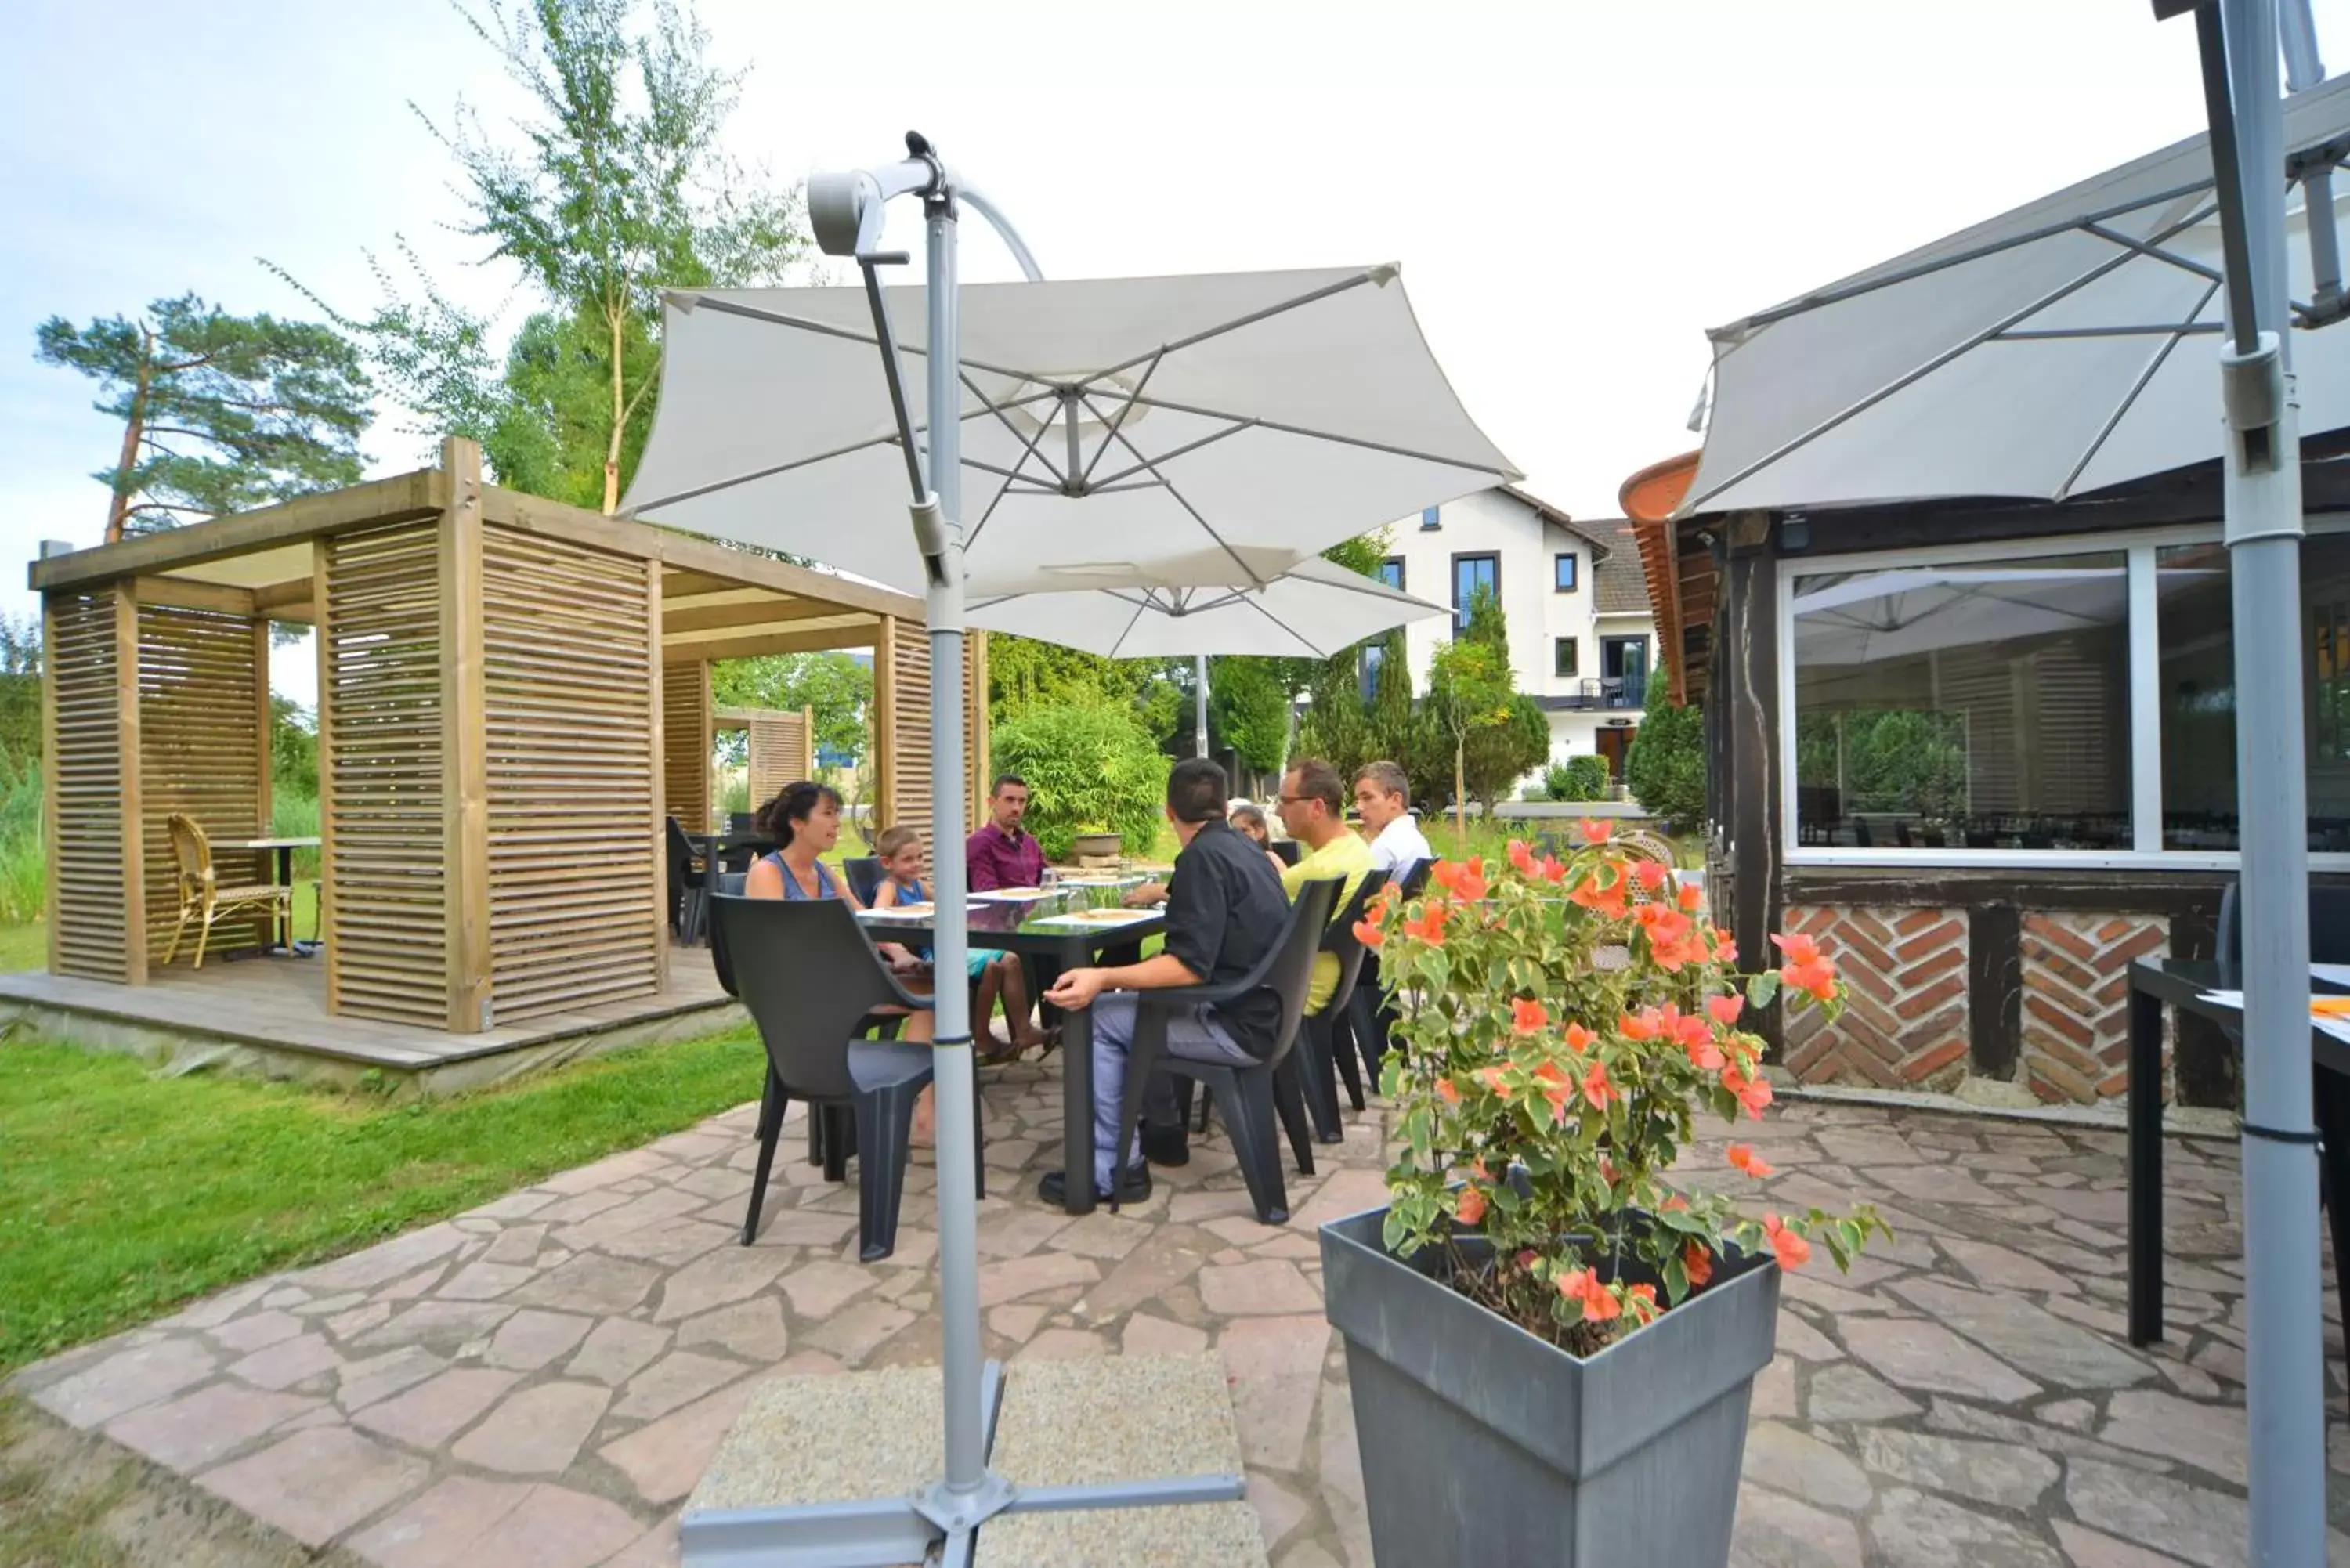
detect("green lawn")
[0,1022,767,1378]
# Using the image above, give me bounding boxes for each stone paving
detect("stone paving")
[9,1051,2350,1566]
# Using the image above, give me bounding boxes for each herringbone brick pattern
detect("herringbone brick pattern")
[2021,912,2168,1103]
[1781,903,1970,1090]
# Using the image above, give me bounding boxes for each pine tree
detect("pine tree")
[34,294,371,543]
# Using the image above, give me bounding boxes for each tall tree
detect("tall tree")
[303,0,808,511]
[34,294,371,543]
[1426,585,1533,840]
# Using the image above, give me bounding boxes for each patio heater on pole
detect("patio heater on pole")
[2158,1,2327,1559]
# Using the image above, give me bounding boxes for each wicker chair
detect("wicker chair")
[162,815,290,968]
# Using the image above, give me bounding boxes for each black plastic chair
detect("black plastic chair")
[1267,838,1303,868]
[666,817,709,943]
[2214,880,2350,987]
[714,895,980,1263]
[1343,857,1431,1107]
[1297,871,1388,1143]
[1111,878,1340,1225]
[842,857,885,907]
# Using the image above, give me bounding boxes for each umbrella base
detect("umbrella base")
[679,1353,1261,1567]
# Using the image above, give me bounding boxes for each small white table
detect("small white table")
[213,836,322,956]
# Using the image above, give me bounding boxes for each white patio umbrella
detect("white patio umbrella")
[620,139,1517,1568]
[1686,3,2329,1556]
[1683,70,2350,516]
[967,553,1448,659]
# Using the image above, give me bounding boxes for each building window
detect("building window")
[1360,641,1385,705]
[1452,553,1498,632]
[1377,557,1405,591]
[1421,506,1441,531]
[1791,551,2131,851]
[1554,554,1579,593]
[1600,635,1648,708]
[1554,638,1579,678]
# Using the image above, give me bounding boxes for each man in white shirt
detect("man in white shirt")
[1353,759,1433,873]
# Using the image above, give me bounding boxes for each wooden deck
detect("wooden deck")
[0,953,740,1093]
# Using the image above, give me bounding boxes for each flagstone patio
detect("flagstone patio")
[9,1053,2349,1566]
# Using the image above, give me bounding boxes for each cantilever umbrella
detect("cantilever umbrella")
[1684,7,2334,1556]
[623,184,1517,1565]
[967,552,1448,659]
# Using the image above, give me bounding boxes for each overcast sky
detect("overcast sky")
[0,0,2319,703]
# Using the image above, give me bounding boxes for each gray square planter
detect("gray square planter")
[1319,1205,1779,1566]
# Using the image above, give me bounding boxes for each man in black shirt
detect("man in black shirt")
[1041,758,1289,1201]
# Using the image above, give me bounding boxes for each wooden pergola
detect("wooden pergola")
[33,437,987,1034]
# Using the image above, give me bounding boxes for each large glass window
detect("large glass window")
[1791,552,2131,850]
[1377,557,1405,591]
[1452,554,1498,632]
[2158,533,2350,854]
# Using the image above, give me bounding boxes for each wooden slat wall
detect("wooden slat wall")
[136,606,268,962]
[872,620,989,853]
[482,524,662,1021]
[745,707,812,811]
[663,659,712,833]
[45,591,136,981]
[320,520,450,1026]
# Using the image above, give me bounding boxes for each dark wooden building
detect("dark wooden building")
[1623,439,2350,1110]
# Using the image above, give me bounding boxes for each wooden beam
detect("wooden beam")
[313,540,337,1006]
[31,470,446,592]
[663,595,856,635]
[660,569,745,600]
[440,439,491,1033]
[39,597,56,976]
[483,486,924,620]
[252,578,318,616]
[660,623,882,663]
[130,576,257,617]
[114,583,147,985]
[648,556,669,993]
[871,616,898,833]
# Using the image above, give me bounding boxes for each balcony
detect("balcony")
[1543,675,1648,712]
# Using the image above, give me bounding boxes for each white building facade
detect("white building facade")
[1379,487,1655,784]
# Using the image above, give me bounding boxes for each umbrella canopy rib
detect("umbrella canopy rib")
[1690,200,2220,511]
[2058,278,2223,495]
[1078,387,1265,585]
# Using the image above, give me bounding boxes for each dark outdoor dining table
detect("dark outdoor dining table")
[2125,957,2350,1359]
[854,894,1167,1216]
[689,833,777,905]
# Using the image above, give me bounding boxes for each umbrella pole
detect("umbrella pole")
[916,189,1009,1531]
[2196,2,2327,1559]
[1196,654,1211,760]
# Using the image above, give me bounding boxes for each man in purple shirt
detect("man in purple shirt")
[966,775,1046,891]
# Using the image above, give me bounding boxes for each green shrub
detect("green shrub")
[989,704,1172,862]
[271,789,321,883]
[1567,754,1612,801]
[0,761,42,926]
[1542,762,1573,801]
[1625,671,1706,832]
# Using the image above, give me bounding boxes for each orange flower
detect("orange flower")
[1533,1060,1574,1123]
[1770,930,1823,967]
[1678,881,1704,912]
[1556,1266,1594,1302]
[1511,997,1549,1035]
[1508,839,1538,876]
[1581,1059,1617,1111]
[1631,859,1668,892]
[1434,1076,1460,1106]
[1661,1193,1690,1212]
[1536,854,1567,883]
[1619,1008,1661,1042]
[1721,1066,1774,1119]
[1706,994,1744,1027]
[1685,1034,1725,1071]
[1781,957,1838,1003]
[1563,1021,1597,1053]
[1683,1239,1714,1288]
[1569,871,1628,919]
[1578,818,1612,845]
[1763,1212,1812,1270]
[1713,931,1739,964]
[1726,1143,1774,1178]
[1401,900,1451,946]
[1352,918,1386,948]
[1473,1065,1513,1100]
[1626,1282,1659,1321]
[1554,1266,1621,1322]
[1455,1184,1488,1227]
[1431,858,1489,902]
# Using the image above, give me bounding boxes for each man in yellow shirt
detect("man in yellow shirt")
[1273,757,1375,1014]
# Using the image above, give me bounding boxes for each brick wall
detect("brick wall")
[1780,904,1971,1091]
[2019,912,2169,1103]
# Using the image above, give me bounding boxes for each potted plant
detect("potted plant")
[1320,825,1884,1566]
[1068,822,1123,861]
